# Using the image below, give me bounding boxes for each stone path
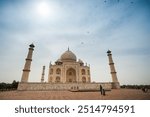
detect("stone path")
[0,89,150,100]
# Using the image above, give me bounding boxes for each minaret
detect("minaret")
[41,66,45,82]
[21,44,35,82]
[48,61,51,82]
[107,50,120,89]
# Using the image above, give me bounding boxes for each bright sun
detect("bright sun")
[35,1,60,20]
[36,2,51,17]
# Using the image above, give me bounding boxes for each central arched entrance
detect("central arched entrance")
[66,68,76,83]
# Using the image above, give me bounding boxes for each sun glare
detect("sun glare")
[34,1,61,21]
[36,2,52,18]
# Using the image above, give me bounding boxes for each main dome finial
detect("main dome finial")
[68,46,70,51]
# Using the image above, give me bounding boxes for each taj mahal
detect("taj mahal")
[17,44,120,91]
[48,48,91,83]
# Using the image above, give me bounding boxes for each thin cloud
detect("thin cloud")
[0,0,149,84]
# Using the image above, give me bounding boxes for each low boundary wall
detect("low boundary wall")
[17,82,114,91]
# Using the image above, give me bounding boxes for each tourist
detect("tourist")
[100,85,103,95]
[142,87,148,93]
[102,89,105,96]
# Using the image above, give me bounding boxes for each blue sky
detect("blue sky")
[0,0,150,85]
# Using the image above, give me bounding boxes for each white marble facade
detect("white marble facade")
[18,44,120,91]
[48,48,91,83]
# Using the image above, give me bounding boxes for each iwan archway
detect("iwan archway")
[66,68,76,83]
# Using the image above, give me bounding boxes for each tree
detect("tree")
[11,80,19,89]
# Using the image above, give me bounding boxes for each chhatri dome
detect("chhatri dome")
[60,48,77,62]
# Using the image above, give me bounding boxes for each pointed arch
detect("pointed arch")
[56,68,61,74]
[66,68,76,83]
[82,77,86,83]
[81,69,86,75]
[55,76,60,83]
[50,69,53,74]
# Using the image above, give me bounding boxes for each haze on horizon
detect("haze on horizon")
[0,0,150,85]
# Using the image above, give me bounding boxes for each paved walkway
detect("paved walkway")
[0,89,150,100]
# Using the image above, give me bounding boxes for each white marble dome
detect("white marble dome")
[61,49,77,62]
